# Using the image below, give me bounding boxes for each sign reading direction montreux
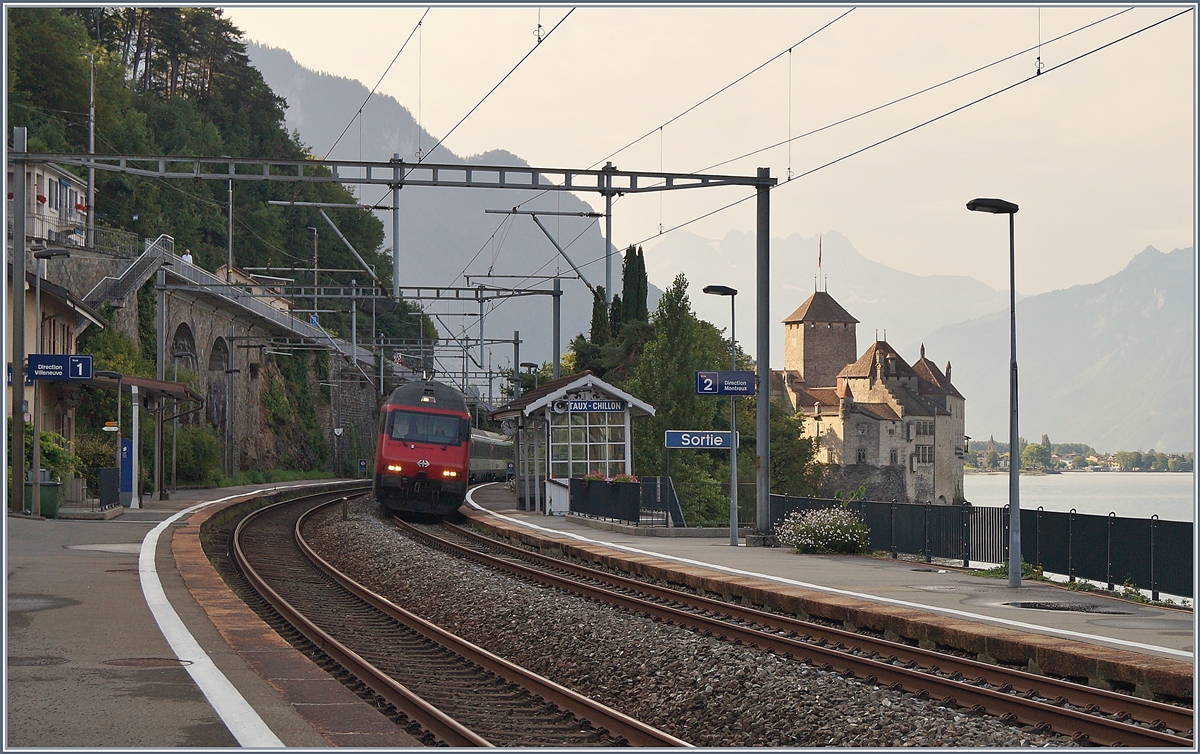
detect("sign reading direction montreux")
[28,354,94,381]
[695,370,756,396]
[665,430,739,449]
[567,399,626,412]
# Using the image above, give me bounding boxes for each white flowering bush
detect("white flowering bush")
[775,507,869,554]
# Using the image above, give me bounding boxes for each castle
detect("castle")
[770,291,966,504]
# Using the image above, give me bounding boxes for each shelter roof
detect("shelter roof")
[8,263,107,329]
[88,373,202,402]
[490,371,655,420]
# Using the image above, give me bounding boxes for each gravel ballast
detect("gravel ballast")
[303,500,1077,747]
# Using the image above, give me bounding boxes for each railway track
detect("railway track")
[231,491,688,747]
[392,514,1193,748]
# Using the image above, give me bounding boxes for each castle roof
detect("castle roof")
[850,402,901,421]
[911,345,964,399]
[836,341,916,380]
[782,291,859,324]
[793,387,841,410]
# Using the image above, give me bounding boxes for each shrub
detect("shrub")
[775,507,869,554]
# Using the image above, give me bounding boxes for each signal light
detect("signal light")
[442,470,458,478]
[386,464,403,473]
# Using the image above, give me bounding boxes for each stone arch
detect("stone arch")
[170,322,198,370]
[207,337,229,430]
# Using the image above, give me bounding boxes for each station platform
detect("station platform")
[5,480,418,749]
[6,480,1193,747]
[463,484,1194,701]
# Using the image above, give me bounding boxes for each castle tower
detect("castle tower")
[782,291,858,386]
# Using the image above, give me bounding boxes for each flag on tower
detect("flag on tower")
[818,234,822,270]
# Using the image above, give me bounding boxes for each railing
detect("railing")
[769,495,1193,598]
[567,476,685,527]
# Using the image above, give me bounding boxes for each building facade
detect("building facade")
[772,291,966,504]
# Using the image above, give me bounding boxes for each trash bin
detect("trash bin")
[98,467,120,508]
[24,482,63,518]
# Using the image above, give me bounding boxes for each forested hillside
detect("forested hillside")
[7,8,436,483]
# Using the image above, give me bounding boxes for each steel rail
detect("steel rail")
[233,491,490,747]
[442,521,1194,734]
[300,503,690,747]
[393,518,1192,747]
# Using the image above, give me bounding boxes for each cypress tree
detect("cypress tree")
[609,293,623,338]
[589,287,610,346]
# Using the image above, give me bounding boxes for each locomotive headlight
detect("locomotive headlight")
[442,470,458,478]
[386,464,403,473]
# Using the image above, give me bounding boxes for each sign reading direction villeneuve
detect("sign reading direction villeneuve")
[665,430,738,449]
[695,370,756,396]
[28,354,94,381]
[567,399,626,412]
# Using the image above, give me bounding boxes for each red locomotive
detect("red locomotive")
[374,380,472,517]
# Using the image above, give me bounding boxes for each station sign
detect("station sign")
[665,430,738,449]
[28,354,94,381]
[566,399,626,412]
[696,370,756,396]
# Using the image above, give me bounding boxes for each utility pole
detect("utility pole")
[391,153,401,301]
[226,177,233,283]
[10,127,28,514]
[306,227,318,325]
[604,162,615,305]
[84,53,95,248]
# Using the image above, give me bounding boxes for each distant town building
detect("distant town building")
[771,290,966,504]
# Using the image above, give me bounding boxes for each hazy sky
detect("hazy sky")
[227,4,1195,303]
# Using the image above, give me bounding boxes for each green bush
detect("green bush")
[775,507,869,554]
[174,424,224,485]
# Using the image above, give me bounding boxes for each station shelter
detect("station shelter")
[490,371,655,514]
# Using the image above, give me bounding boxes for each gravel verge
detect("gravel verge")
[303,500,1077,747]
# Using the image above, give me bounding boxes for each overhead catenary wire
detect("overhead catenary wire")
[696,6,1134,175]
[621,6,1191,250]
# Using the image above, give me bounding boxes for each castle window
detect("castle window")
[857,448,867,463]
[915,421,934,436]
[915,445,934,464]
[890,449,898,464]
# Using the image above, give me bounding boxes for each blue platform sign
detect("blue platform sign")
[695,370,756,396]
[28,354,93,381]
[665,430,738,449]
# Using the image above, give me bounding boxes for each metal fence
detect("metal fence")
[567,476,687,527]
[769,495,1194,598]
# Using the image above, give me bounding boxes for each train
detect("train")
[373,379,513,517]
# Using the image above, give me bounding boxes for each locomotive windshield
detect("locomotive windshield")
[387,409,467,445]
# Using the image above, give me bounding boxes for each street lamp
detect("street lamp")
[320,382,341,475]
[520,362,539,390]
[171,350,194,494]
[29,248,71,516]
[96,370,122,505]
[966,197,1021,588]
[703,284,739,547]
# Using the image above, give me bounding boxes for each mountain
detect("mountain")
[246,42,627,369]
[921,247,1195,453]
[642,229,1012,369]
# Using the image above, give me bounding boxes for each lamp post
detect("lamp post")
[966,197,1021,588]
[703,284,739,547]
[171,350,194,494]
[520,362,539,391]
[31,247,71,516]
[96,370,122,504]
[320,382,340,475]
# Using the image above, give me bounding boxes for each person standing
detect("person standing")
[181,248,194,265]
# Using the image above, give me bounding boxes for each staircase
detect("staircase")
[84,235,173,307]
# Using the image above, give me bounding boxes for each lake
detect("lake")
[964,471,1195,522]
